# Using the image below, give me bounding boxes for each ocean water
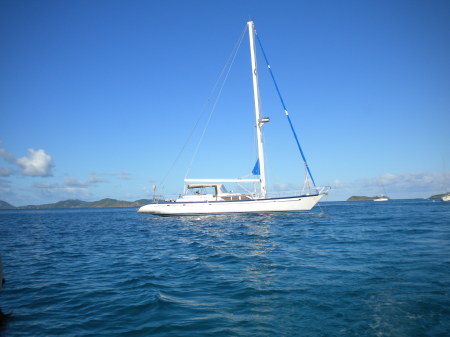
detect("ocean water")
[0,199,449,336]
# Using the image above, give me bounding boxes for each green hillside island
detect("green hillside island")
[0,198,153,210]
[347,196,391,201]
[429,193,448,199]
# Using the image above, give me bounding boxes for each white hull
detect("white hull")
[442,194,450,202]
[138,193,326,216]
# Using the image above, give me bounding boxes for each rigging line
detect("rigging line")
[184,24,247,180]
[158,25,247,190]
[255,31,317,187]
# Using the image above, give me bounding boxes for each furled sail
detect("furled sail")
[252,159,260,175]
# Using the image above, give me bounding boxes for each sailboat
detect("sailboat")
[373,184,389,201]
[373,187,389,201]
[138,21,328,216]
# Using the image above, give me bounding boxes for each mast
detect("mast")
[247,21,267,198]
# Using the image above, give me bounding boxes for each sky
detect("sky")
[1,0,449,205]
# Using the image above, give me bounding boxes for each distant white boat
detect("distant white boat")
[442,194,450,202]
[373,185,389,201]
[373,196,389,202]
[138,21,328,216]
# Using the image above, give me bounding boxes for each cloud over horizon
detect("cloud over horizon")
[64,173,107,187]
[0,143,54,177]
[331,171,448,199]
[31,182,92,200]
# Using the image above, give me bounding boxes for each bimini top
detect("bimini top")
[187,184,227,195]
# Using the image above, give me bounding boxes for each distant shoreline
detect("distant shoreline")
[346,196,389,201]
[1,196,446,210]
[346,195,444,201]
[0,198,153,210]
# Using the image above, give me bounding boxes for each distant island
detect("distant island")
[347,196,391,201]
[0,198,153,210]
[429,193,448,199]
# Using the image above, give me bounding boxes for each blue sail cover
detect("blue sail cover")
[252,159,260,175]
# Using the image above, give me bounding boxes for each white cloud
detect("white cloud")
[87,173,107,184]
[16,149,54,177]
[64,177,88,187]
[0,142,54,177]
[64,173,107,187]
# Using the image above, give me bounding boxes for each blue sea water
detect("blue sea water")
[0,199,449,336]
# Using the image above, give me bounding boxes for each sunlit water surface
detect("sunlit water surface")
[1,199,449,336]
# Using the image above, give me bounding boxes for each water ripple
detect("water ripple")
[1,202,449,336]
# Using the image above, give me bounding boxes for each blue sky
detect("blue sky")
[1,0,449,205]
